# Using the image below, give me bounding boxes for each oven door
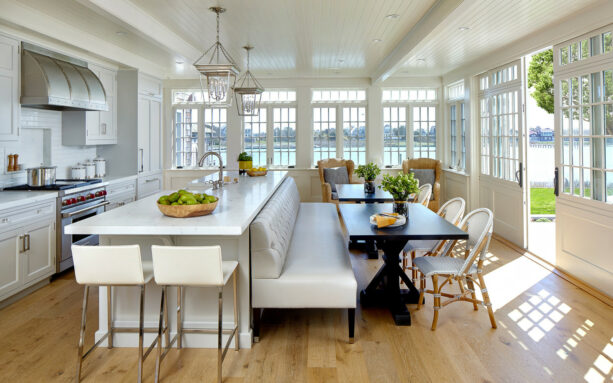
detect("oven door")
[59,200,109,272]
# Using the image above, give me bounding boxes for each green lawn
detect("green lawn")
[530,188,556,215]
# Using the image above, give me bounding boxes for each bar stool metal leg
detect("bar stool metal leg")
[177,286,183,349]
[233,270,239,350]
[76,285,90,383]
[218,286,223,383]
[107,286,113,349]
[163,286,170,347]
[138,285,145,383]
[155,287,165,383]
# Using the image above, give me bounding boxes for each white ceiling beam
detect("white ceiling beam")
[371,0,464,83]
[79,0,202,62]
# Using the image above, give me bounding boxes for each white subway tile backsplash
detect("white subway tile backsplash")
[0,108,98,188]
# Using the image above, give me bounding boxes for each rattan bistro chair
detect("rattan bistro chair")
[402,197,466,283]
[414,208,497,331]
[416,184,432,207]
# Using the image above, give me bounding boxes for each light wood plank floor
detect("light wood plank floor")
[0,238,611,382]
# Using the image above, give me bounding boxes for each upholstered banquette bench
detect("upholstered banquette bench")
[250,177,358,342]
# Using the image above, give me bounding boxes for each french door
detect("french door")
[478,60,528,247]
[552,24,613,296]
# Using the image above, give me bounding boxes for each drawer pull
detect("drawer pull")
[145,179,158,183]
[1,218,8,223]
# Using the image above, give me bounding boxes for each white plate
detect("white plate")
[369,214,406,228]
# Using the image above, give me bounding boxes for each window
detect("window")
[243,90,297,168]
[343,107,366,164]
[450,105,457,167]
[383,106,407,167]
[479,62,522,181]
[174,108,199,167]
[558,70,613,201]
[273,107,296,167]
[313,107,337,164]
[413,106,437,159]
[559,29,612,66]
[311,89,367,166]
[461,103,466,169]
[203,108,227,165]
[382,88,437,102]
[243,109,267,167]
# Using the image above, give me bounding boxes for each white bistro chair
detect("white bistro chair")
[402,197,466,283]
[413,208,497,331]
[72,245,162,383]
[416,183,432,207]
[151,245,239,383]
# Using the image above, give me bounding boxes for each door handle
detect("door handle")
[19,235,25,253]
[25,234,30,251]
[62,201,110,218]
[515,162,523,188]
[554,167,559,196]
[139,148,144,173]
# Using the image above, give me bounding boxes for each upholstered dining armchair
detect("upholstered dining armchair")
[402,158,441,211]
[317,158,361,205]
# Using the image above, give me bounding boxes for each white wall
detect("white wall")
[0,108,97,188]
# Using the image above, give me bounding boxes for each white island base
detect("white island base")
[65,171,289,349]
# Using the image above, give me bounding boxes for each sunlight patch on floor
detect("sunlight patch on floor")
[483,253,550,311]
[584,336,613,383]
[505,288,571,342]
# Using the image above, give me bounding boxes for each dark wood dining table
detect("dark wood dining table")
[338,203,468,326]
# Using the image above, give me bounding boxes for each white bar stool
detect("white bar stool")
[151,245,239,383]
[72,244,165,383]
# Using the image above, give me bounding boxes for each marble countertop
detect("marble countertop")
[65,171,288,236]
[0,191,58,211]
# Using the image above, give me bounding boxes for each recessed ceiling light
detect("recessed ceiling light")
[386,13,400,19]
[115,31,127,36]
[458,26,470,31]
[372,38,382,43]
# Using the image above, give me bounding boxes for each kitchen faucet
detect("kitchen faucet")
[198,151,224,189]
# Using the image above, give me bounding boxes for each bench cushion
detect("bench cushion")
[253,202,357,308]
[250,177,300,279]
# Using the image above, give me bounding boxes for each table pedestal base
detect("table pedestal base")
[359,240,420,326]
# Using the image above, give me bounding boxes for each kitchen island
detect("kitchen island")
[65,171,288,349]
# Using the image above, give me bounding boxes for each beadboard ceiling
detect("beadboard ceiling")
[0,0,607,79]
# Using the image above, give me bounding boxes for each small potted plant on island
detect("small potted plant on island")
[355,162,381,194]
[379,172,419,217]
[237,152,253,175]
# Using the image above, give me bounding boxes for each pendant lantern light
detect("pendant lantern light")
[193,7,240,106]
[234,46,264,116]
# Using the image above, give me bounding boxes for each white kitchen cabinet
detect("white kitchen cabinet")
[0,229,20,298]
[137,171,163,199]
[138,97,162,174]
[0,201,56,302]
[106,177,137,211]
[0,34,19,141]
[62,65,118,146]
[22,217,55,284]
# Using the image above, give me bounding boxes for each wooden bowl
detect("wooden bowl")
[157,200,218,218]
[247,170,268,177]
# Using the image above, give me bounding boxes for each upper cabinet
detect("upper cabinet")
[0,35,20,141]
[62,64,118,146]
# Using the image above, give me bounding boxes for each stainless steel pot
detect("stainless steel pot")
[27,166,56,186]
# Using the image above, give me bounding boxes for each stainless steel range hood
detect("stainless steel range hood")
[21,43,108,112]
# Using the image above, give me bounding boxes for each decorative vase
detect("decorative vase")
[238,160,252,175]
[364,180,375,194]
[393,200,408,217]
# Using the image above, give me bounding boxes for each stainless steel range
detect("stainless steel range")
[5,179,108,273]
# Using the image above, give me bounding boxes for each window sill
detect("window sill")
[442,168,469,177]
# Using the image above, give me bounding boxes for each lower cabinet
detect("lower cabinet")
[0,202,56,302]
[137,171,163,200]
[106,192,136,211]
[106,177,137,211]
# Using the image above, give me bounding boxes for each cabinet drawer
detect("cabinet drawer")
[137,174,162,199]
[106,192,136,211]
[107,179,137,198]
[138,74,162,97]
[0,202,55,234]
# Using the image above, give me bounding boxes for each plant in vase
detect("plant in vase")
[379,172,419,216]
[237,152,253,175]
[355,162,381,194]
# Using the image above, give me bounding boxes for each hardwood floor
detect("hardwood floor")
[0,238,611,382]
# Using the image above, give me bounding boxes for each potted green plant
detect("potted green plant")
[379,172,419,216]
[237,152,253,175]
[355,162,381,193]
